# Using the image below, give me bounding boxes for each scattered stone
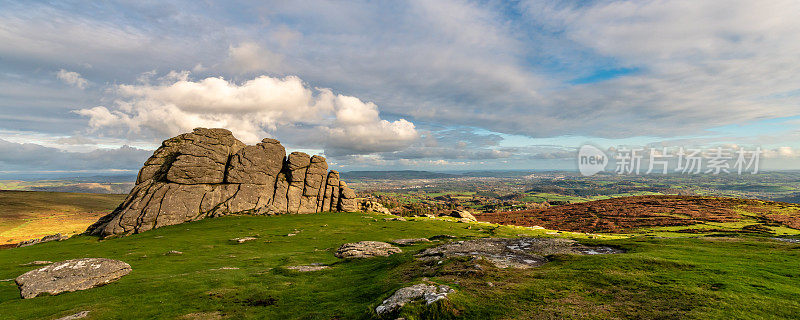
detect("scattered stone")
[392,238,432,246]
[16,233,67,248]
[286,265,330,272]
[230,237,257,243]
[210,267,240,271]
[54,311,90,320]
[375,284,454,315]
[179,311,225,320]
[15,258,131,299]
[335,241,402,258]
[165,250,183,255]
[20,260,53,266]
[772,237,800,243]
[85,128,360,237]
[384,217,407,221]
[1,278,13,282]
[417,237,622,269]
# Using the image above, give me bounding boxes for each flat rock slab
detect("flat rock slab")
[376,284,454,315]
[417,237,622,269]
[15,258,131,299]
[230,237,257,243]
[55,311,90,320]
[335,241,402,258]
[392,238,432,246]
[286,265,330,272]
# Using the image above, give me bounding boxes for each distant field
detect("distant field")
[0,191,125,244]
[479,195,800,236]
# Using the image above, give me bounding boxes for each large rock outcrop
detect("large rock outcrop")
[87,128,358,237]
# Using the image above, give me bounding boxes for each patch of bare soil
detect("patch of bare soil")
[475,195,800,233]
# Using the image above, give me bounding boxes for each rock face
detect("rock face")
[15,258,131,299]
[87,128,358,237]
[375,284,454,315]
[335,241,402,258]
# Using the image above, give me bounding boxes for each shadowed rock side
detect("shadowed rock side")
[86,128,357,237]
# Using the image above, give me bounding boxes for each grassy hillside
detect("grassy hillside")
[0,191,125,244]
[1,212,799,319]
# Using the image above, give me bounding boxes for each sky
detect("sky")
[1,0,799,176]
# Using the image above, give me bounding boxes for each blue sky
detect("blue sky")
[1,0,799,175]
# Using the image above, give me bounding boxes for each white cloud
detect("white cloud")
[74,73,418,155]
[763,146,800,159]
[56,69,88,89]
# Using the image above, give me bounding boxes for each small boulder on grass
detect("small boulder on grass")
[54,311,90,320]
[335,241,401,258]
[230,237,257,243]
[375,284,454,315]
[15,258,131,299]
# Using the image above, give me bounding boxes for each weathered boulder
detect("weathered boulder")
[375,284,454,315]
[166,128,245,184]
[443,209,476,222]
[339,181,358,212]
[226,138,285,185]
[285,152,310,214]
[335,241,402,258]
[86,128,360,237]
[299,155,328,214]
[323,171,340,212]
[15,258,131,299]
[360,199,391,214]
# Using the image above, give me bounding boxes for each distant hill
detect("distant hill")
[340,170,460,180]
[479,195,800,235]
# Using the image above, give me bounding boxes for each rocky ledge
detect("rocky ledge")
[87,128,357,237]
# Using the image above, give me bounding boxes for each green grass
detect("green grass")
[1,213,799,319]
